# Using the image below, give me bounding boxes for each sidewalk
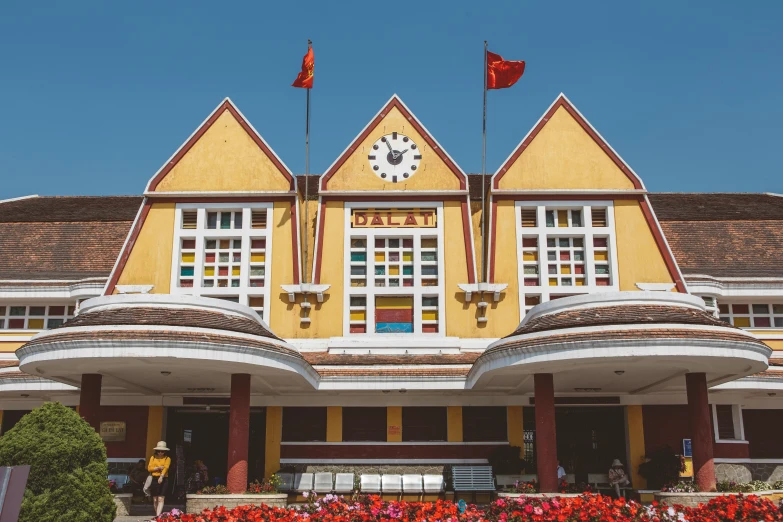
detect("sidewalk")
[114,503,184,522]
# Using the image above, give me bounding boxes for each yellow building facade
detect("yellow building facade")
[1,94,781,495]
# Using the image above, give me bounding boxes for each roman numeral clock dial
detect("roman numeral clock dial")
[368,133,421,183]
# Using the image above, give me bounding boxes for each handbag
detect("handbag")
[143,474,153,496]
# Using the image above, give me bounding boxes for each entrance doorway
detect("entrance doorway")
[166,407,266,491]
[556,407,626,482]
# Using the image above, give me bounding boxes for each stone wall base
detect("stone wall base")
[654,491,780,508]
[113,494,132,517]
[186,494,288,513]
[716,462,783,483]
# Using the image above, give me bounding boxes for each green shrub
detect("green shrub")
[0,402,115,522]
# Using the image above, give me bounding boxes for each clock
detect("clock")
[367,132,422,183]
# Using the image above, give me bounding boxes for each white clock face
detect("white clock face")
[367,132,421,183]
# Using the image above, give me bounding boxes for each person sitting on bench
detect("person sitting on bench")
[608,459,630,497]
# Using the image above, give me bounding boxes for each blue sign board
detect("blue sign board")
[683,438,692,458]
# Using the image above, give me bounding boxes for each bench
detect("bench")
[334,473,354,493]
[588,473,632,497]
[452,466,495,492]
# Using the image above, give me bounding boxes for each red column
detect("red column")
[534,373,558,493]
[79,373,102,432]
[227,374,251,494]
[686,372,716,492]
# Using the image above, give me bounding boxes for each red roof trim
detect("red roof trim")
[320,97,466,191]
[493,95,643,190]
[147,101,295,192]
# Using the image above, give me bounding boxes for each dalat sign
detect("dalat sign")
[351,209,436,228]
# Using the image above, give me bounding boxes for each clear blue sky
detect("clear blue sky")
[1,1,781,197]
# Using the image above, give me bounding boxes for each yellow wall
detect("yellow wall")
[115,203,175,293]
[145,406,163,459]
[264,406,282,478]
[0,342,25,353]
[268,201,303,338]
[626,405,647,489]
[387,406,403,442]
[758,339,783,352]
[507,406,524,456]
[447,406,463,442]
[324,106,462,192]
[154,109,292,193]
[490,199,522,328]
[309,201,345,337]
[497,105,636,191]
[326,406,342,442]
[614,200,675,290]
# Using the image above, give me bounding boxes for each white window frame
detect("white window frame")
[0,302,76,331]
[712,404,747,443]
[342,201,446,337]
[170,203,273,324]
[718,302,783,329]
[514,201,619,319]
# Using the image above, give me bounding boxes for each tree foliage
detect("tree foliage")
[0,402,116,522]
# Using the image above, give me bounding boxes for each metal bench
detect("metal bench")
[452,465,495,492]
[360,474,381,493]
[382,474,403,494]
[402,474,423,494]
[334,473,354,494]
[423,474,445,493]
[277,472,294,492]
[314,472,333,493]
[295,472,314,493]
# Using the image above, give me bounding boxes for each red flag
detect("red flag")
[292,46,314,88]
[486,50,525,90]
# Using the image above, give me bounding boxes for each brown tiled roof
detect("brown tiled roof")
[0,196,141,281]
[303,352,480,366]
[506,304,729,338]
[0,196,142,223]
[0,370,40,380]
[770,358,783,367]
[318,367,470,378]
[0,360,19,368]
[23,329,302,358]
[58,307,280,340]
[648,193,783,278]
[485,328,766,358]
[648,193,783,221]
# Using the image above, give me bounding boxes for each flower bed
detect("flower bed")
[154,492,783,521]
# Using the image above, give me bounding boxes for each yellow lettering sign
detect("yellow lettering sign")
[352,209,436,228]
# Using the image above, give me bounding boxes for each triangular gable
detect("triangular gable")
[320,95,467,191]
[145,98,296,193]
[492,93,645,191]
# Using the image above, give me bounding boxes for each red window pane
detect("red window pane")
[596,279,610,286]
[422,324,439,333]
[251,239,266,249]
[205,253,215,262]
[593,237,608,248]
[560,252,570,261]
[218,267,228,276]
[754,317,771,327]
[402,239,413,248]
[9,319,24,329]
[733,304,749,314]
[182,239,196,249]
[574,265,584,275]
[522,237,537,248]
[350,325,367,333]
[375,238,385,248]
[49,306,65,315]
[524,278,539,286]
[180,279,193,288]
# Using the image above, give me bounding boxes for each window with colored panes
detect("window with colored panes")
[517,204,617,315]
[172,205,271,321]
[718,303,783,328]
[0,304,75,330]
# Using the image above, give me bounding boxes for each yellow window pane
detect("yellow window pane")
[181,252,195,263]
[251,253,265,263]
[389,266,400,275]
[575,279,585,286]
[204,267,215,276]
[232,267,241,276]
[558,210,568,227]
[403,252,413,262]
[549,278,558,286]
[422,310,438,321]
[375,252,385,262]
[350,310,366,321]
[376,296,413,309]
[523,252,538,261]
[560,265,571,275]
[421,238,437,248]
[220,239,230,249]
[734,317,751,327]
[594,251,608,261]
[351,279,366,287]
[421,279,438,286]
[28,319,44,329]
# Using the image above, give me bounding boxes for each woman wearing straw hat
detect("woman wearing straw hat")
[608,459,630,498]
[147,441,172,516]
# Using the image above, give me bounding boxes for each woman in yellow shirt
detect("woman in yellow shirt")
[147,441,172,517]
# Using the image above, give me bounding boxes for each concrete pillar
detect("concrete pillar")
[686,372,716,492]
[145,406,164,460]
[226,374,250,494]
[326,406,342,442]
[447,406,463,442]
[79,374,102,432]
[264,406,283,479]
[626,405,647,489]
[387,406,402,442]
[534,373,558,493]
[507,406,524,458]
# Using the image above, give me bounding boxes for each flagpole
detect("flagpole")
[303,39,312,286]
[480,40,488,284]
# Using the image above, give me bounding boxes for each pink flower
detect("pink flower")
[533,506,543,515]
